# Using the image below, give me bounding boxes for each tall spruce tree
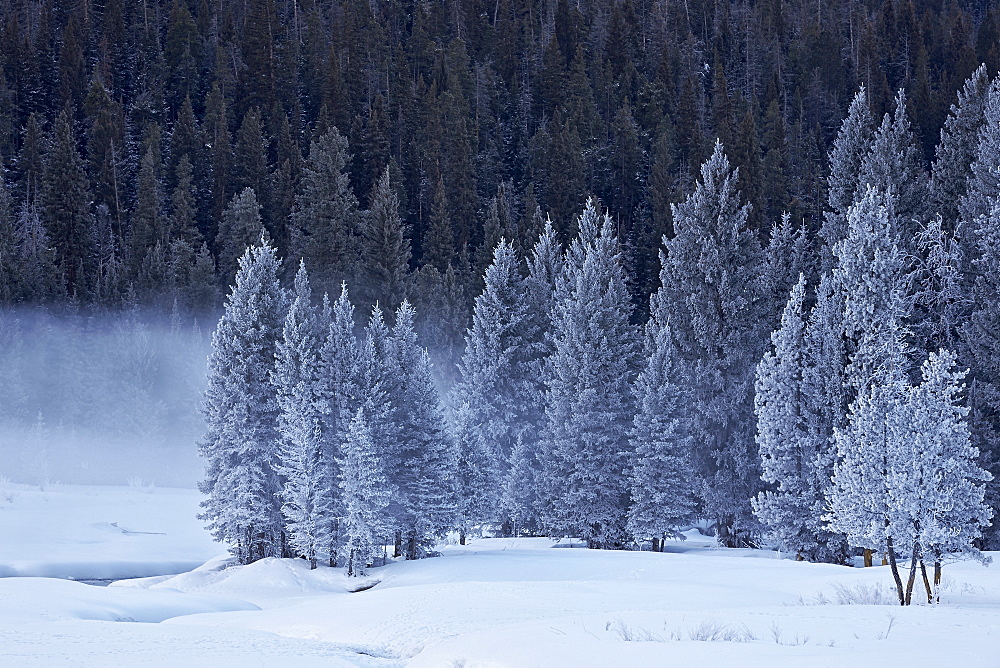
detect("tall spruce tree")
[199,234,287,564]
[538,199,638,549]
[273,262,327,568]
[628,295,697,550]
[216,187,264,287]
[288,127,360,295]
[340,407,392,577]
[931,65,992,227]
[658,142,769,547]
[42,105,93,297]
[753,275,848,563]
[388,301,458,559]
[455,239,533,534]
[821,87,874,270]
[359,165,410,310]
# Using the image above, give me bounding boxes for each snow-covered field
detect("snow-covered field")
[1,483,998,666]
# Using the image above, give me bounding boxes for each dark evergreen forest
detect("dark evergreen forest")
[0,0,996,329]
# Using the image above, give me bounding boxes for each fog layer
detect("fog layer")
[0,307,211,488]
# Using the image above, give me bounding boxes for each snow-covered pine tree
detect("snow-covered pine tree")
[539,198,638,549]
[450,400,497,542]
[273,261,326,568]
[317,284,360,564]
[455,239,530,535]
[826,187,914,601]
[911,215,967,357]
[753,275,848,563]
[799,273,852,564]
[498,220,564,533]
[658,141,768,547]
[388,301,457,559]
[959,73,1000,225]
[833,186,910,396]
[827,320,911,604]
[891,349,992,604]
[821,87,873,271]
[340,407,393,577]
[628,296,697,550]
[857,89,930,244]
[931,64,992,227]
[199,233,287,564]
[962,192,1000,548]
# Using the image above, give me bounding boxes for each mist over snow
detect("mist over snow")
[0,307,212,488]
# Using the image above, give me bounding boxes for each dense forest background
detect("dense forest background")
[0,0,997,489]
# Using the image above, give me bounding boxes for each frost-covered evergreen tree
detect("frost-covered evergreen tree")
[216,187,264,287]
[753,276,848,563]
[199,234,287,564]
[340,407,393,577]
[316,284,359,564]
[539,199,638,549]
[455,239,532,534]
[833,187,910,396]
[827,187,915,600]
[959,74,1000,225]
[498,221,563,532]
[821,87,873,270]
[858,89,930,243]
[962,193,1000,548]
[911,215,967,356]
[891,350,992,603]
[658,142,768,547]
[931,65,992,226]
[628,301,697,549]
[827,320,911,604]
[388,302,457,558]
[273,261,326,568]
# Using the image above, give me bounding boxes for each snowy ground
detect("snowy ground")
[1,484,998,666]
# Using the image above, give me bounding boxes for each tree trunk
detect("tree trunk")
[903,541,919,606]
[863,548,873,567]
[651,537,660,553]
[394,531,402,558]
[885,535,906,606]
[919,559,933,604]
[934,559,942,603]
[459,529,466,546]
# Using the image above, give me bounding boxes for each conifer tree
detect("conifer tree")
[539,199,638,549]
[960,76,1000,224]
[821,88,873,270]
[216,187,264,287]
[274,262,326,568]
[340,407,392,577]
[931,65,992,227]
[317,284,361,564]
[288,127,359,295]
[199,234,287,564]
[628,305,697,550]
[891,350,991,603]
[388,301,457,559]
[42,105,93,297]
[858,89,930,243]
[658,142,768,547]
[359,165,410,310]
[753,275,848,562]
[455,239,531,533]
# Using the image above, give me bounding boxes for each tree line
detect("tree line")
[202,64,999,607]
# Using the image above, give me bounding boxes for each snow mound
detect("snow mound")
[0,577,258,624]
